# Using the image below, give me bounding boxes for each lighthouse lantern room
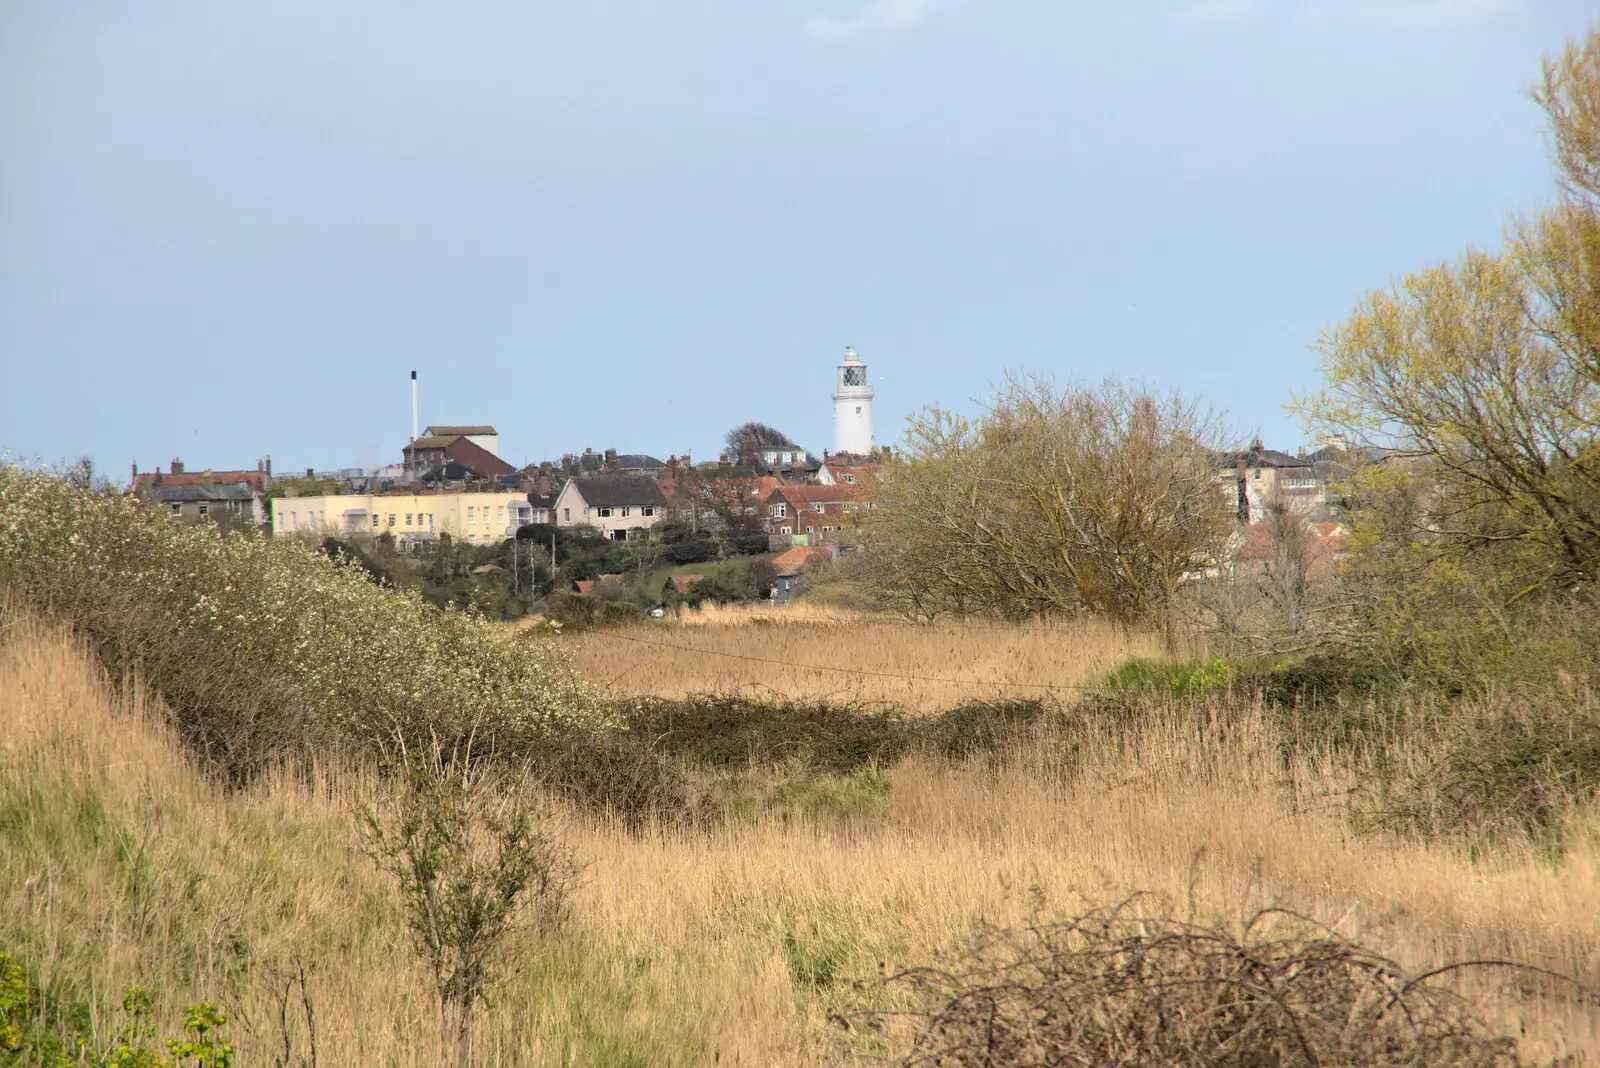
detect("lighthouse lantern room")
[831,346,876,456]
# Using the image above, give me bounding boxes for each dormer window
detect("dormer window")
[843,474,856,484]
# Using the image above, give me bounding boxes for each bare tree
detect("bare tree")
[722,422,796,464]
[862,377,1233,632]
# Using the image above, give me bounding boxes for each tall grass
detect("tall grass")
[565,603,1160,713]
[4,614,1598,1064]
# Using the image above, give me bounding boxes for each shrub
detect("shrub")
[846,899,1535,1067]
[0,468,607,777]
[919,698,1055,759]
[618,695,911,774]
[359,740,576,1045]
[521,730,712,830]
[1104,656,1233,698]
[1350,696,1600,848]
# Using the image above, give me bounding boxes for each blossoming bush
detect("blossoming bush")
[0,466,606,774]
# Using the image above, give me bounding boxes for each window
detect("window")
[198,503,209,517]
[780,526,792,535]
[609,529,627,542]
[372,515,380,530]
[496,506,505,523]
[468,506,476,522]
[170,503,181,516]
[563,508,571,522]
[388,514,396,527]
[427,514,435,531]
[228,501,241,514]
[805,525,814,534]
[843,474,856,484]
[642,505,656,517]
[405,513,413,527]
[814,503,825,514]
[771,503,787,518]
[621,506,631,518]
[822,526,834,533]
[596,506,613,518]
[855,406,862,415]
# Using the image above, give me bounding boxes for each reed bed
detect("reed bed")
[566,604,1162,713]
[4,615,1598,1064]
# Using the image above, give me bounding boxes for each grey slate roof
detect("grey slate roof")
[570,475,667,508]
[145,484,258,502]
[612,453,666,471]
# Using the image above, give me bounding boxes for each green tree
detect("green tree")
[1296,28,1600,587]
[1292,24,1600,681]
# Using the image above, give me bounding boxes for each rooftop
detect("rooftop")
[567,475,668,508]
[424,425,498,436]
[143,483,259,502]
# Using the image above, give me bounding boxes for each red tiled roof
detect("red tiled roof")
[772,546,829,576]
[766,484,859,506]
[665,574,707,593]
[826,463,882,483]
[404,436,516,478]
[573,580,594,595]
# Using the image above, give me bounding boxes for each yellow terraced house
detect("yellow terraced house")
[271,491,533,546]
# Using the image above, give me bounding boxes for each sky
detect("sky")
[3,1,1597,480]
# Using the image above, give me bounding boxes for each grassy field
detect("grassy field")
[567,603,1163,711]
[6,612,1599,1064]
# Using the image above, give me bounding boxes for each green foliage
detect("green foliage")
[1,955,232,1068]
[781,931,852,990]
[0,467,608,775]
[163,1004,232,1068]
[1104,656,1233,698]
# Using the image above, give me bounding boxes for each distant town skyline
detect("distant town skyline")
[4,2,1598,477]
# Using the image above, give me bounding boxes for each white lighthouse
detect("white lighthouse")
[831,346,876,457]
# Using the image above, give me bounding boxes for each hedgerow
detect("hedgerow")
[0,466,607,775]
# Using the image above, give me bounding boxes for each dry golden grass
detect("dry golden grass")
[4,615,1599,1064]
[566,603,1163,711]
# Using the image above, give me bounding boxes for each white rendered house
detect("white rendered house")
[831,347,875,456]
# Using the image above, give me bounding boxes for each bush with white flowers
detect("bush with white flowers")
[0,465,607,767]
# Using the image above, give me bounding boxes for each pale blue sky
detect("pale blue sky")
[3,1,1596,478]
